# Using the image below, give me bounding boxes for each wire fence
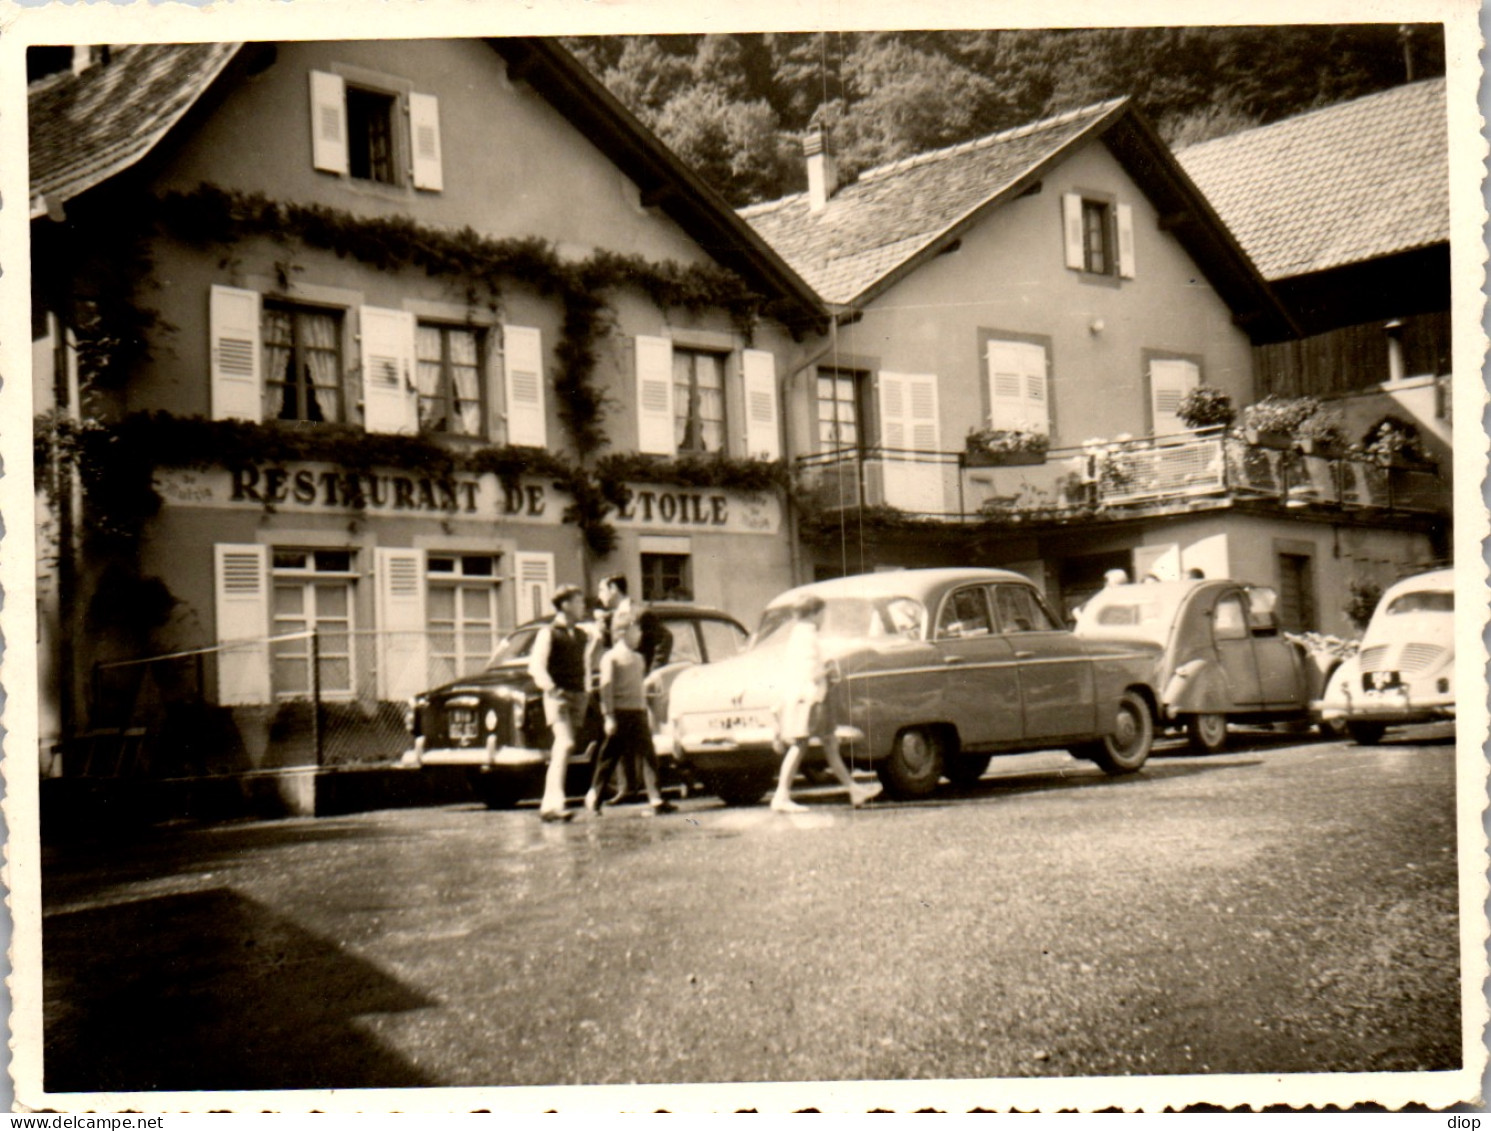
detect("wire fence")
[79,629,503,778]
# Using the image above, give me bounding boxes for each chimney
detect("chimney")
[804,128,838,213]
[71,45,110,76]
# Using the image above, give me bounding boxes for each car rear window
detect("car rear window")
[1386,591,1453,615]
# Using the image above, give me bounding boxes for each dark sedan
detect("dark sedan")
[407,604,748,808]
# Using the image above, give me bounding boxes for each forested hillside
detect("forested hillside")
[563,26,1445,206]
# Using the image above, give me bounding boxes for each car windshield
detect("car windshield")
[1076,589,1182,645]
[752,595,927,650]
[485,626,541,667]
[1385,590,1453,615]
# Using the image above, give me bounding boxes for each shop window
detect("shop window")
[642,552,693,603]
[426,554,500,683]
[271,549,357,698]
[674,348,727,454]
[417,323,484,437]
[264,301,343,423]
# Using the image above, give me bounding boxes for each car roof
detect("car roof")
[765,567,1035,608]
[1381,567,1455,601]
[512,604,743,632]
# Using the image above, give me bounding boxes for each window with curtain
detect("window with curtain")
[264,302,343,423]
[416,323,484,436]
[816,368,866,452]
[673,348,727,454]
[426,554,500,683]
[270,549,356,698]
[1082,199,1113,275]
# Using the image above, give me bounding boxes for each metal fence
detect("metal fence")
[80,629,505,778]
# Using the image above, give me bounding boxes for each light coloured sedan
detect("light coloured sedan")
[1320,567,1455,744]
[665,568,1164,804]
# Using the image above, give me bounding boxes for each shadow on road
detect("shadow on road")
[45,887,434,1092]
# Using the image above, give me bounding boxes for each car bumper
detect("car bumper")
[676,724,866,759]
[403,735,547,770]
[1318,689,1456,726]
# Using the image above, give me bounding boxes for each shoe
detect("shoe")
[850,784,883,809]
[650,800,677,815]
[770,797,809,814]
[539,809,573,823]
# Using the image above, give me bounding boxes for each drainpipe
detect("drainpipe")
[783,312,851,587]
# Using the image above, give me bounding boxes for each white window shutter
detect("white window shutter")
[360,306,417,434]
[986,341,1049,434]
[309,70,349,176]
[879,371,943,513]
[741,349,780,460]
[1062,193,1084,270]
[514,552,555,624]
[374,547,428,700]
[409,92,444,192]
[1150,358,1200,438]
[503,325,546,447]
[210,285,263,422]
[214,544,271,705]
[1116,202,1136,279]
[634,334,676,455]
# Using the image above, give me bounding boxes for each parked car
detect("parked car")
[406,604,749,807]
[663,568,1164,804]
[1075,578,1326,752]
[1319,567,1455,744]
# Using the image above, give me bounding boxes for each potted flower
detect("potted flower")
[1359,415,1430,468]
[1175,386,1237,431]
[1295,407,1348,457]
[964,424,1049,467]
[1242,396,1322,449]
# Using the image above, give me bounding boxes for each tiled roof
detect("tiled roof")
[740,100,1125,305]
[1176,78,1447,281]
[29,43,242,218]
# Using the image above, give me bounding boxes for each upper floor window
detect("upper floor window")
[346,86,398,185]
[417,323,484,436]
[310,69,443,192]
[1062,192,1135,279]
[264,301,343,423]
[817,368,867,452]
[674,348,727,454]
[1082,199,1112,275]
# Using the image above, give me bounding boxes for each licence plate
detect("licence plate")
[697,711,774,734]
[448,707,479,741]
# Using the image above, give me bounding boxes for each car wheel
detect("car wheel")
[700,768,777,807]
[1346,721,1387,746]
[1185,712,1228,754]
[1079,691,1154,775]
[876,727,945,799]
[943,753,991,787]
[469,771,529,810]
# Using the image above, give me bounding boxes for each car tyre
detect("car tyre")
[1074,690,1154,775]
[1346,721,1387,746]
[943,752,991,787]
[701,768,777,807]
[877,727,945,799]
[1185,712,1228,754]
[469,771,529,810]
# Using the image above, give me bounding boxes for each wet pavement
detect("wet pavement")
[42,725,1465,1092]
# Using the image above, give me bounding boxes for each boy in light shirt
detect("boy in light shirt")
[583,611,675,816]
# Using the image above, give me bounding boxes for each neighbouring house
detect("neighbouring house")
[1178,77,1452,482]
[29,39,827,778]
[743,96,1445,625]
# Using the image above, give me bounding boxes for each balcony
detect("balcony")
[795,430,1446,524]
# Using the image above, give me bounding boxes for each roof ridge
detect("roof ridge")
[857,96,1127,183]
[1178,77,1445,157]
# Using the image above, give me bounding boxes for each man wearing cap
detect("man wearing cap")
[527,584,591,822]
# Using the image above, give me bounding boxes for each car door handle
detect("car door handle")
[942,654,965,664]
[1014,650,1035,659]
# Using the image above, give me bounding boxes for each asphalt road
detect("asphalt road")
[42,725,1464,1094]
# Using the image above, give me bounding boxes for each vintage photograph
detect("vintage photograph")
[6,0,1485,1112]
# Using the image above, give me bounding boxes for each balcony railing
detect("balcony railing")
[796,431,1446,522]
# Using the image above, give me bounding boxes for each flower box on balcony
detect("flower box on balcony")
[1297,437,1348,459]
[1244,427,1295,451]
[963,447,1045,468]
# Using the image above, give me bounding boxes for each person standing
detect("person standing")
[527,585,591,822]
[583,611,674,817]
[770,594,881,813]
[588,574,673,802]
